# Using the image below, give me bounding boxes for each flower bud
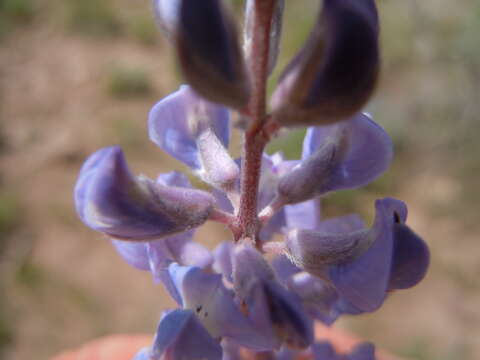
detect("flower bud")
[176,0,250,109]
[271,0,379,126]
[74,146,215,241]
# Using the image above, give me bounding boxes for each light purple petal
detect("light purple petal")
[271,254,302,284]
[150,309,222,360]
[285,228,370,277]
[287,272,340,325]
[167,263,277,350]
[74,146,214,241]
[284,199,321,230]
[316,214,365,234]
[213,241,235,283]
[302,113,393,192]
[148,85,230,170]
[277,113,392,204]
[232,243,276,299]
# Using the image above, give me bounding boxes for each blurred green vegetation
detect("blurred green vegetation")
[0,191,20,254]
[65,0,122,37]
[0,0,35,38]
[106,65,154,99]
[127,14,158,45]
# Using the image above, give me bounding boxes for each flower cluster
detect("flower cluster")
[74,1,430,359]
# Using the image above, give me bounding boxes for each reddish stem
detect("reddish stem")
[236,0,276,242]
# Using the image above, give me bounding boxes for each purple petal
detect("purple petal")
[148,85,230,170]
[74,147,214,241]
[277,113,392,204]
[389,223,430,290]
[150,309,222,360]
[316,214,365,234]
[284,199,321,230]
[168,263,276,350]
[311,341,338,360]
[262,281,314,349]
[287,272,340,325]
[157,171,192,188]
[271,255,302,284]
[232,243,276,299]
[328,199,397,312]
[347,342,376,360]
[213,241,235,283]
[221,339,242,360]
[285,228,370,277]
[302,113,393,191]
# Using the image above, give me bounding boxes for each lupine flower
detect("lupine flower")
[74,0,430,359]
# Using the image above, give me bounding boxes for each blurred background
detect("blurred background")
[0,0,479,359]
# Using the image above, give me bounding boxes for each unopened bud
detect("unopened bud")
[271,0,379,126]
[176,0,250,109]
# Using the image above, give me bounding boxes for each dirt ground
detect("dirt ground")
[1,1,479,359]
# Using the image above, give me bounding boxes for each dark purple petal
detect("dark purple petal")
[260,281,315,350]
[150,309,222,360]
[327,199,397,312]
[176,0,250,108]
[74,146,215,241]
[248,279,314,350]
[277,113,392,205]
[270,0,379,126]
[389,224,430,290]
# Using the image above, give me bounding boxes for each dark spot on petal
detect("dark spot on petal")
[196,305,202,313]
[393,211,401,224]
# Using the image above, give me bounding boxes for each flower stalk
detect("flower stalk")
[237,0,276,243]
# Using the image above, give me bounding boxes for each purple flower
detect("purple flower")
[74,0,430,358]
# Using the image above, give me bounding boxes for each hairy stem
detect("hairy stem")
[236,0,276,242]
